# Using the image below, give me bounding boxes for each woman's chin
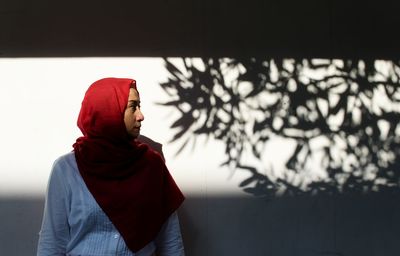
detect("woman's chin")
[128,131,140,139]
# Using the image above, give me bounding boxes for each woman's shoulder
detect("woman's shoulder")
[50,151,79,178]
[46,152,80,193]
[137,135,166,163]
[53,151,76,167]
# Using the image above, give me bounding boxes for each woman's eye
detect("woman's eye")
[130,103,140,111]
[129,101,141,111]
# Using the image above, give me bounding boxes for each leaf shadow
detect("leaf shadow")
[159,57,400,197]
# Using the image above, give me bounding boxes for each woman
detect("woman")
[37,78,185,256]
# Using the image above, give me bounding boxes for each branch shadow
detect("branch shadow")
[159,57,400,197]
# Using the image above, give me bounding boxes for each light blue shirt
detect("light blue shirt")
[37,152,184,256]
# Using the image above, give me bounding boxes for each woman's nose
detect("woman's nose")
[137,109,144,121]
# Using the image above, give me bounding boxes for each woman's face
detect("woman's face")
[124,88,144,138]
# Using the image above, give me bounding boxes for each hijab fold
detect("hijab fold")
[73,78,184,252]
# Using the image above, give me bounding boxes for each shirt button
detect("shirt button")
[114,234,119,239]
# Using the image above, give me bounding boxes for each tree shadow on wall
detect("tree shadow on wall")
[159,58,400,198]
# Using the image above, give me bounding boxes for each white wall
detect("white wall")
[0,57,245,198]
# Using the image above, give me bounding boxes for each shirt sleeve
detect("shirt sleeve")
[154,211,185,256]
[37,159,71,256]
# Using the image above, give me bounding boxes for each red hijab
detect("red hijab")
[73,77,184,252]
